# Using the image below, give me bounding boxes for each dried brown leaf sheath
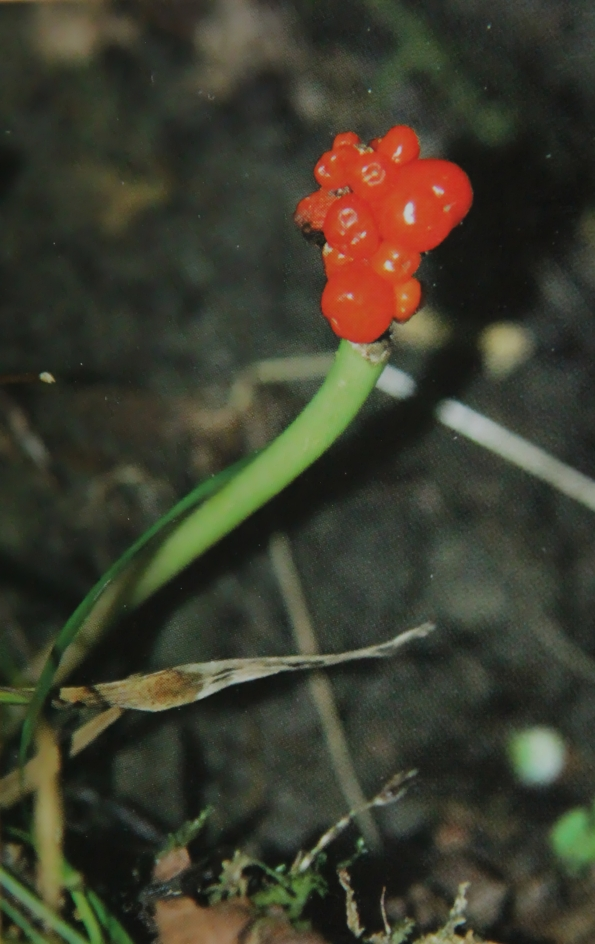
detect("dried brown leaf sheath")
[155,898,330,944]
[58,624,433,711]
[155,898,253,944]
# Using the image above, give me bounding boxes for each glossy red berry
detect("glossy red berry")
[347,151,399,207]
[379,159,473,251]
[393,278,422,322]
[376,125,420,166]
[294,189,338,232]
[321,263,395,343]
[322,243,354,277]
[333,131,361,148]
[297,127,471,342]
[314,146,358,189]
[370,240,421,284]
[323,193,380,260]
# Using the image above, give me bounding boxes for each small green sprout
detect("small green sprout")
[551,799,595,871]
[250,863,328,923]
[204,848,327,923]
[159,807,213,859]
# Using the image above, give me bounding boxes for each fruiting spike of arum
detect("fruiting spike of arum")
[23,123,471,757]
[296,124,473,342]
[130,339,389,605]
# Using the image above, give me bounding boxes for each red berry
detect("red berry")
[322,243,354,277]
[347,151,399,207]
[393,278,422,322]
[379,159,473,251]
[333,131,361,148]
[294,189,338,232]
[314,146,358,189]
[376,125,420,166]
[370,241,421,284]
[323,193,380,260]
[369,137,381,150]
[321,262,395,343]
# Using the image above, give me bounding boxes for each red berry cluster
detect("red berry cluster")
[294,126,473,344]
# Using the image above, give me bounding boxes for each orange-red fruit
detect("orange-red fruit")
[393,278,422,322]
[314,146,358,189]
[322,243,354,277]
[370,241,421,284]
[376,125,420,166]
[379,159,473,251]
[294,189,338,231]
[347,151,399,207]
[333,131,361,148]
[323,193,380,260]
[321,263,395,343]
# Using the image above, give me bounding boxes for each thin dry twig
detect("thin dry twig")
[376,362,595,514]
[268,531,381,850]
[0,707,123,809]
[338,868,366,939]
[293,771,416,874]
[0,390,51,472]
[0,750,49,809]
[69,706,124,756]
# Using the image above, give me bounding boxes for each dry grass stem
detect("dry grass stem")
[268,531,381,850]
[33,725,64,912]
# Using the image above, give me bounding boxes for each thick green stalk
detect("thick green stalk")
[130,338,389,605]
[21,338,388,763]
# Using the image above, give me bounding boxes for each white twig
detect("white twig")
[377,364,595,512]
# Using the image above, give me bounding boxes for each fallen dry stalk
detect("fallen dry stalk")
[58,624,434,711]
[0,627,432,809]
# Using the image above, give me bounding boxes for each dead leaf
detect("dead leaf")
[58,624,434,711]
[155,897,254,944]
[154,846,192,883]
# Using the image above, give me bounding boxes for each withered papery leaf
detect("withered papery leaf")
[58,623,434,711]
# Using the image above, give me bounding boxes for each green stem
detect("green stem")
[86,890,135,944]
[0,867,89,944]
[68,890,103,944]
[21,339,388,762]
[63,863,104,944]
[130,339,389,605]
[0,896,52,944]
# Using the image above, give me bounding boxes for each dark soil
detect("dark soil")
[2,1,595,942]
